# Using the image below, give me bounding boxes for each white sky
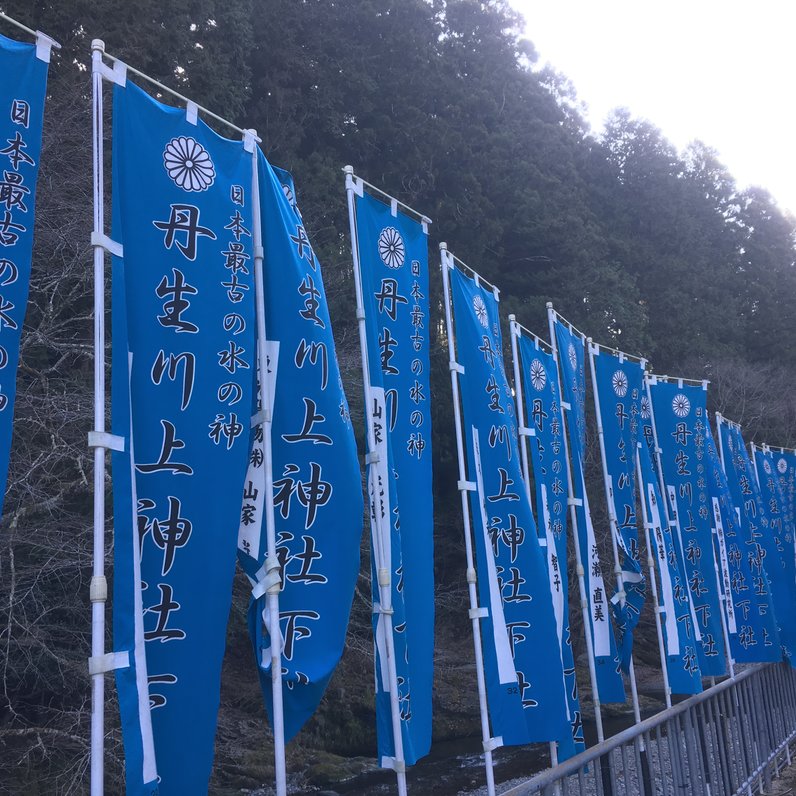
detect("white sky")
[509,0,796,217]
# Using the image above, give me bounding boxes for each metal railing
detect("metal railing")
[505,664,796,796]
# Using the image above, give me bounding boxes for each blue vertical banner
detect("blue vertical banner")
[237,160,363,736]
[111,82,256,794]
[648,379,726,676]
[589,346,646,670]
[0,32,49,519]
[636,427,703,694]
[752,444,796,666]
[552,316,625,703]
[717,418,786,661]
[350,185,433,765]
[450,267,568,745]
[769,449,796,537]
[516,334,584,758]
[705,426,779,663]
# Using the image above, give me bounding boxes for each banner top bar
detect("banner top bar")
[646,372,709,388]
[439,243,500,296]
[588,337,647,367]
[92,40,254,139]
[343,166,432,226]
[547,305,587,341]
[0,11,61,51]
[509,314,553,353]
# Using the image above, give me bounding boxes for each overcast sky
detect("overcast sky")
[509,0,796,216]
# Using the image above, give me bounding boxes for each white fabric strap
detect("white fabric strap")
[457,480,477,492]
[469,607,488,619]
[251,558,282,600]
[88,650,130,676]
[484,736,503,752]
[98,59,127,86]
[449,361,464,374]
[251,409,269,427]
[88,431,125,452]
[381,756,406,773]
[346,172,364,197]
[374,602,394,616]
[35,32,58,63]
[91,231,123,258]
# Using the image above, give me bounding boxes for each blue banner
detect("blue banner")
[0,33,48,520]
[353,190,433,765]
[637,427,703,694]
[770,449,796,536]
[112,82,256,794]
[590,347,646,671]
[451,267,568,745]
[648,380,726,676]
[517,335,584,758]
[705,427,779,663]
[717,420,784,661]
[236,159,363,737]
[553,318,625,703]
[752,444,796,666]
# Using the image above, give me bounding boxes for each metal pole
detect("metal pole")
[344,168,408,796]
[249,144,287,796]
[90,40,108,796]
[508,316,561,776]
[546,304,606,743]
[586,341,644,728]
[440,244,497,796]
[634,449,673,709]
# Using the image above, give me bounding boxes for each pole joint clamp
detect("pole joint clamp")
[90,575,107,603]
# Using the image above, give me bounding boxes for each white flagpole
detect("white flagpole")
[89,39,108,796]
[634,447,673,708]
[249,142,288,796]
[508,316,560,773]
[586,340,643,728]
[344,167,408,796]
[440,244,497,796]
[546,304,605,742]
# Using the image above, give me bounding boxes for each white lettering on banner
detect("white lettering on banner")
[237,340,279,561]
[580,470,611,657]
